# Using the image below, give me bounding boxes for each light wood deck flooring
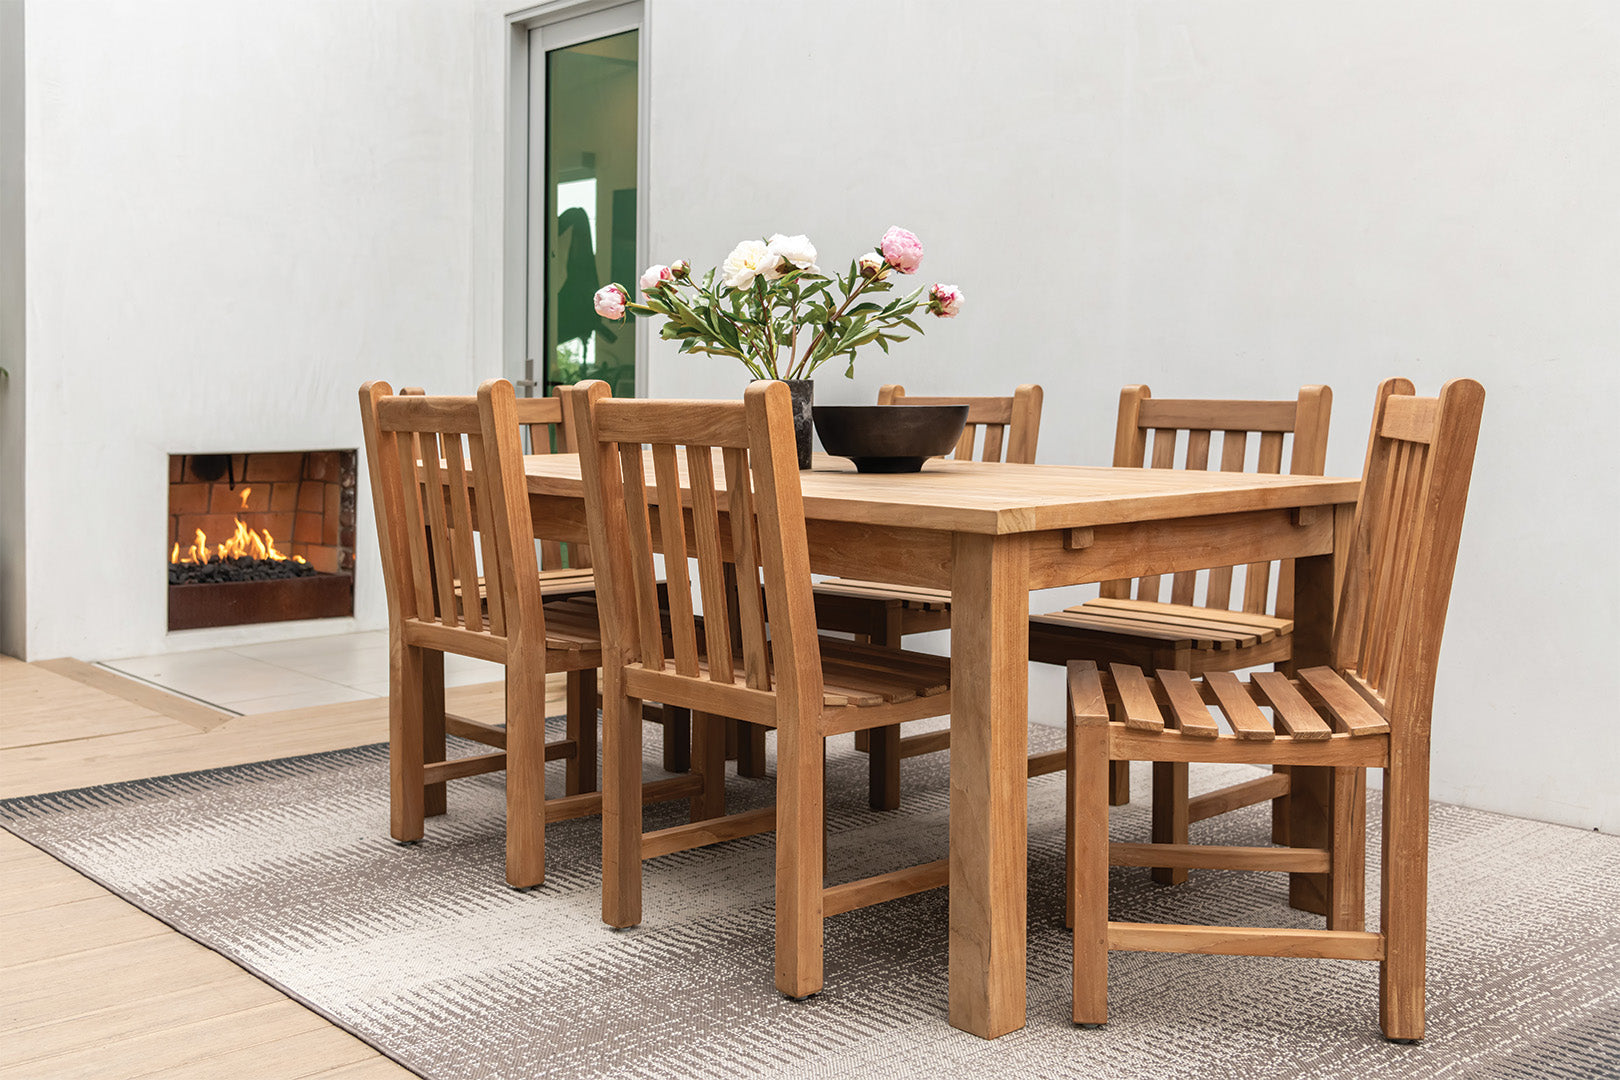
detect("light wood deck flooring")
[1,654,564,1079]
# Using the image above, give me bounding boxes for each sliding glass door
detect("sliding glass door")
[522,10,642,399]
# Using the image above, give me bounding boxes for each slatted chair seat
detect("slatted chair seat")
[635,637,950,710]
[1065,378,1486,1041]
[811,382,1044,810]
[1032,599,1292,653]
[810,578,953,613]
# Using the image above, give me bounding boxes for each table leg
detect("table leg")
[948,532,1029,1039]
[1287,502,1356,915]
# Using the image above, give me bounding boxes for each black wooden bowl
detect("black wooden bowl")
[812,404,970,473]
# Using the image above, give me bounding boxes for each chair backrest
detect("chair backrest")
[1101,385,1333,617]
[1332,378,1484,729]
[566,379,821,710]
[400,385,588,572]
[359,378,546,657]
[877,383,1044,464]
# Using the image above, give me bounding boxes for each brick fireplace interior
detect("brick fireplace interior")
[167,450,357,630]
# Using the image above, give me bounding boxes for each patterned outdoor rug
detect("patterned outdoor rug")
[3,718,1617,1080]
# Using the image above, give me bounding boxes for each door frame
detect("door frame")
[504,0,649,397]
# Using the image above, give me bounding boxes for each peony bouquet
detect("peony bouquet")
[593,227,962,381]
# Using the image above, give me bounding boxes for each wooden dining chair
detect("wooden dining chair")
[566,378,956,999]
[1065,377,1484,1039]
[811,382,1044,810]
[400,385,693,777]
[359,378,698,888]
[1029,385,1331,884]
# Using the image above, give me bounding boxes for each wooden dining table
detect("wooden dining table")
[519,451,1361,1039]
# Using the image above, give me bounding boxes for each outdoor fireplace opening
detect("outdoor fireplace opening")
[167,451,357,631]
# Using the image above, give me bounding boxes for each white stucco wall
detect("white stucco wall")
[624,1,1620,832]
[16,0,484,660]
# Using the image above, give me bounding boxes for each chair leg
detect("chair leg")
[1150,762,1189,885]
[737,721,768,778]
[422,649,447,817]
[602,684,644,928]
[565,667,598,796]
[775,709,824,999]
[662,706,691,773]
[690,711,728,821]
[1380,758,1428,1041]
[390,639,427,843]
[505,654,547,889]
[1070,714,1110,1025]
[868,724,901,811]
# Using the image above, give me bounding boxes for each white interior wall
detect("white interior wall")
[627,1,1620,831]
[17,0,483,661]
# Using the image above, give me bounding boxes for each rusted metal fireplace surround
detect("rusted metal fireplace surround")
[167,451,357,631]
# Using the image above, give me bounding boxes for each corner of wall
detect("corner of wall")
[0,0,26,660]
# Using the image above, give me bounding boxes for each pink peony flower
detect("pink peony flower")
[639,264,674,292]
[594,283,629,319]
[879,226,924,274]
[927,282,963,318]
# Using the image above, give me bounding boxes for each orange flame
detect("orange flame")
[238,487,252,509]
[169,518,306,566]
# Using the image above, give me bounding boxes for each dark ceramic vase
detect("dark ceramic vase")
[784,379,814,469]
[749,379,815,468]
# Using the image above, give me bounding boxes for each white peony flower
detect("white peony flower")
[856,252,888,279]
[722,239,773,289]
[762,233,820,279]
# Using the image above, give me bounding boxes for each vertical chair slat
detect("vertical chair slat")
[466,432,507,637]
[687,445,735,686]
[723,446,771,691]
[395,434,438,622]
[1203,430,1250,610]
[418,433,460,627]
[980,423,1005,462]
[618,444,667,671]
[1364,438,1413,689]
[1241,431,1287,614]
[1135,429,1181,602]
[441,435,483,632]
[1333,380,1412,676]
[1169,429,1210,605]
[652,442,700,677]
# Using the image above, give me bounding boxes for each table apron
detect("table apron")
[1027,506,1338,590]
[530,496,1341,593]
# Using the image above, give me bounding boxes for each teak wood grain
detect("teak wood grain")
[519,418,1358,1040]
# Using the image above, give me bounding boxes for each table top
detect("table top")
[524,452,1360,536]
